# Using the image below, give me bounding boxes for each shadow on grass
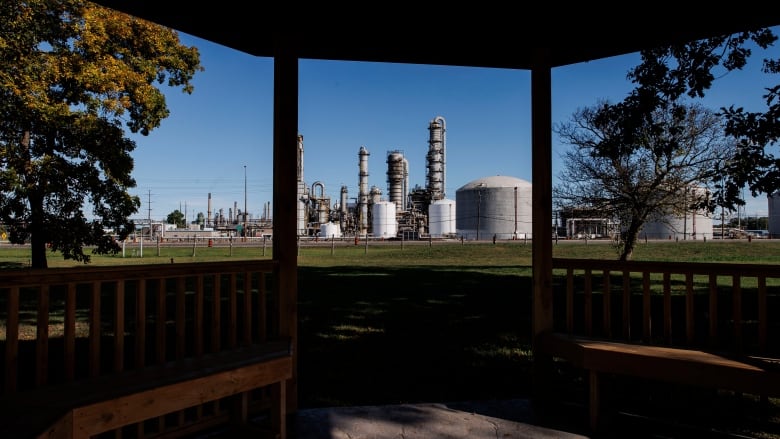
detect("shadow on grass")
[296,265,534,409]
[0,262,28,269]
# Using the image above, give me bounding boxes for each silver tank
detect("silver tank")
[641,186,713,240]
[386,150,407,213]
[766,193,780,237]
[456,176,532,240]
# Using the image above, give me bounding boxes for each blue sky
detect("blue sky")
[126,30,779,224]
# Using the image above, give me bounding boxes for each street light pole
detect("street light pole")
[244,165,247,241]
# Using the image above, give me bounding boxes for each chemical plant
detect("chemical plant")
[296,116,454,240]
[290,116,537,241]
[128,113,740,243]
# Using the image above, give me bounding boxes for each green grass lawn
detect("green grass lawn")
[5,238,780,269]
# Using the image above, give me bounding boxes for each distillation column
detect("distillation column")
[358,146,370,237]
[386,150,407,214]
[426,116,446,201]
[340,185,349,232]
[297,134,308,235]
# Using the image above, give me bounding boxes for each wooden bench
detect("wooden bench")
[536,331,780,432]
[0,338,293,439]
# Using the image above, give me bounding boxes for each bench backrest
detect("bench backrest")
[552,258,779,357]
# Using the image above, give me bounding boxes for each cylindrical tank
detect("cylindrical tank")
[319,222,342,239]
[769,193,780,238]
[386,150,407,213]
[372,201,397,239]
[641,214,714,240]
[641,186,713,240]
[456,176,532,240]
[429,198,456,237]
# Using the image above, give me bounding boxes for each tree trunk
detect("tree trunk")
[620,222,641,262]
[30,234,48,269]
[21,130,48,269]
[28,193,48,269]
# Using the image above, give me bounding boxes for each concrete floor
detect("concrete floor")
[288,399,589,439]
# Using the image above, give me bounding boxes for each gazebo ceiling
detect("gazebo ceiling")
[87,3,780,69]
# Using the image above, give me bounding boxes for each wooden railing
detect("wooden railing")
[551,258,779,356]
[0,260,283,437]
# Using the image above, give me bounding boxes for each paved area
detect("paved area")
[288,399,589,439]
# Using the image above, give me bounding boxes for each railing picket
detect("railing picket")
[603,270,611,338]
[36,285,49,387]
[663,272,671,344]
[584,269,592,336]
[64,283,76,381]
[135,279,147,369]
[194,276,205,422]
[258,272,267,342]
[229,273,238,348]
[156,278,166,365]
[758,276,767,352]
[686,272,694,345]
[566,267,574,334]
[176,276,186,360]
[89,281,101,378]
[709,274,718,348]
[114,281,125,372]
[195,275,205,357]
[733,275,743,354]
[622,270,630,341]
[212,274,222,353]
[643,271,651,343]
[4,286,20,394]
[244,270,252,345]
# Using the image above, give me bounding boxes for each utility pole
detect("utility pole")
[147,189,152,240]
[244,165,247,241]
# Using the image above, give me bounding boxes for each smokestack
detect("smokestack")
[207,193,212,227]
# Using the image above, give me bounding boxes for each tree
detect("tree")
[627,28,780,210]
[554,101,732,261]
[166,210,185,229]
[0,0,202,267]
[194,212,205,226]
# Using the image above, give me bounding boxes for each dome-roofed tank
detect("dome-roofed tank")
[429,198,456,238]
[641,186,713,240]
[456,176,531,240]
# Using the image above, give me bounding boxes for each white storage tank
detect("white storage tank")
[372,201,397,239]
[456,176,532,240]
[319,222,342,239]
[641,186,713,240]
[769,192,780,238]
[429,198,456,237]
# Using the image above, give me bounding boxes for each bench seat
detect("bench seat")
[0,338,293,439]
[536,332,780,431]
